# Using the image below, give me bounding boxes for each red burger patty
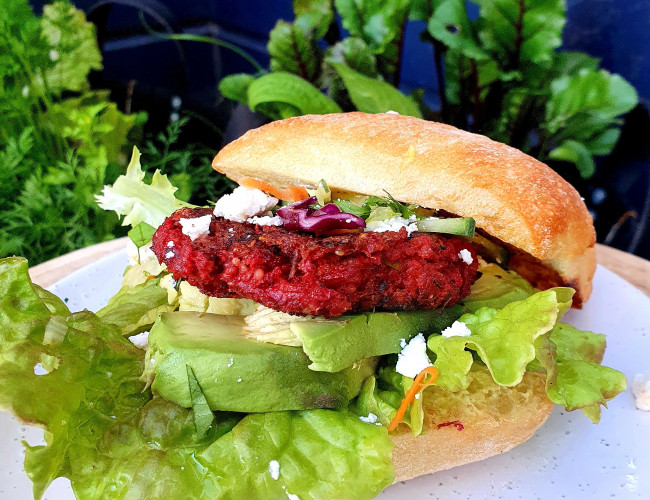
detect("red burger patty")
[152,207,479,318]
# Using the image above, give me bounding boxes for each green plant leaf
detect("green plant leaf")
[325,37,378,77]
[409,0,443,21]
[268,21,321,82]
[428,0,488,61]
[334,0,410,76]
[548,140,596,179]
[546,69,639,132]
[247,72,342,119]
[474,0,565,67]
[543,69,638,175]
[40,1,102,94]
[218,73,256,105]
[331,62,422,117]
[128,222,156,249]
[187,365,216,438]
[294,0,334,39]
[335,0,410,52]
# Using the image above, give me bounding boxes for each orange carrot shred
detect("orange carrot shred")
[387,366,438,432]
[239,177,309,202]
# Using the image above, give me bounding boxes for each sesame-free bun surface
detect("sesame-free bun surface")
[390,367,553,481]
[213,112,596,305]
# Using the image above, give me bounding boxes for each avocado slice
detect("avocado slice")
[290,306,462,373]
[146,312,377,412]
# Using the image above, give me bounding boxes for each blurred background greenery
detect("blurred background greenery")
[2,0,649,264]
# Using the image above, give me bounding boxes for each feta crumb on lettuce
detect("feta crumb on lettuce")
[395,333,432,378]
[268,460,280,480]
[441,320,472,338]
[213,186,278,222]
[128,330,150,350]
[179,214,212,240]
[359,413,378,424]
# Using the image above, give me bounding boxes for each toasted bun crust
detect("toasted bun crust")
[213,112,596,305]
[391,367,554,480]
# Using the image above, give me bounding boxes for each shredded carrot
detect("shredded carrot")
[387,366,438,432]
[239,177,309,202]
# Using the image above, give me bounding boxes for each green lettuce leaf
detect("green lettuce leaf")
[199,410,394,499]
[535,323,626,423]
[0,257,395,499]
[462,263,535,312]
[351,367,430,436]
[96,147,193,228]
[430,289,563,388]
[0,257,150,498]
[96,277,177,336]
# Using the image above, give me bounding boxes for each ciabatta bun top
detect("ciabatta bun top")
[213,112,596,305]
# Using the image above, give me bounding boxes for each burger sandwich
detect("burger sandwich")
[0,112,626,499]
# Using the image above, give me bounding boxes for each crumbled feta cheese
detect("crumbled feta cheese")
[129,331,150,350]
[286,493,300,500]
[395,333,432,378]
[213,186,278,223]
[359,413,378,424]
[458,248,473,265]
[33,363,49,376]
[268,460,280,480]
[126,240,157,266]
[165,251,175,259]
[365,216,418,236]
[247,215,284,226]
[167,241,175,248]
[179,214,212,241]
[385,110,400,115]
[632,374,650,411]
[441,321,472,338]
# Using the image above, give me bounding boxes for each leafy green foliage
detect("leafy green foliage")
[139,117,235,205]
[422,0,637,174]
[218,0,638,178]
[0,0,144,264]
[247,72,342,119]
[331,63,422,116]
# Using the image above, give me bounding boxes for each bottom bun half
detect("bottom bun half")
[391,367,554,481]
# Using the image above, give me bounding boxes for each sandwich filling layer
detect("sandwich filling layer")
[152,207,479,318]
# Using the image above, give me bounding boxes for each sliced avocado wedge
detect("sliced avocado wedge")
[146,312,377,412]
[290,306,462,373]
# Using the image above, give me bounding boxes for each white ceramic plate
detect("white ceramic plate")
[1,250,649,499]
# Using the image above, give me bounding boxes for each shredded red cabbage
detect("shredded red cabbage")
[276,197,366,234]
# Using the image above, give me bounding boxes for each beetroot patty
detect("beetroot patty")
[152,207,479,318]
